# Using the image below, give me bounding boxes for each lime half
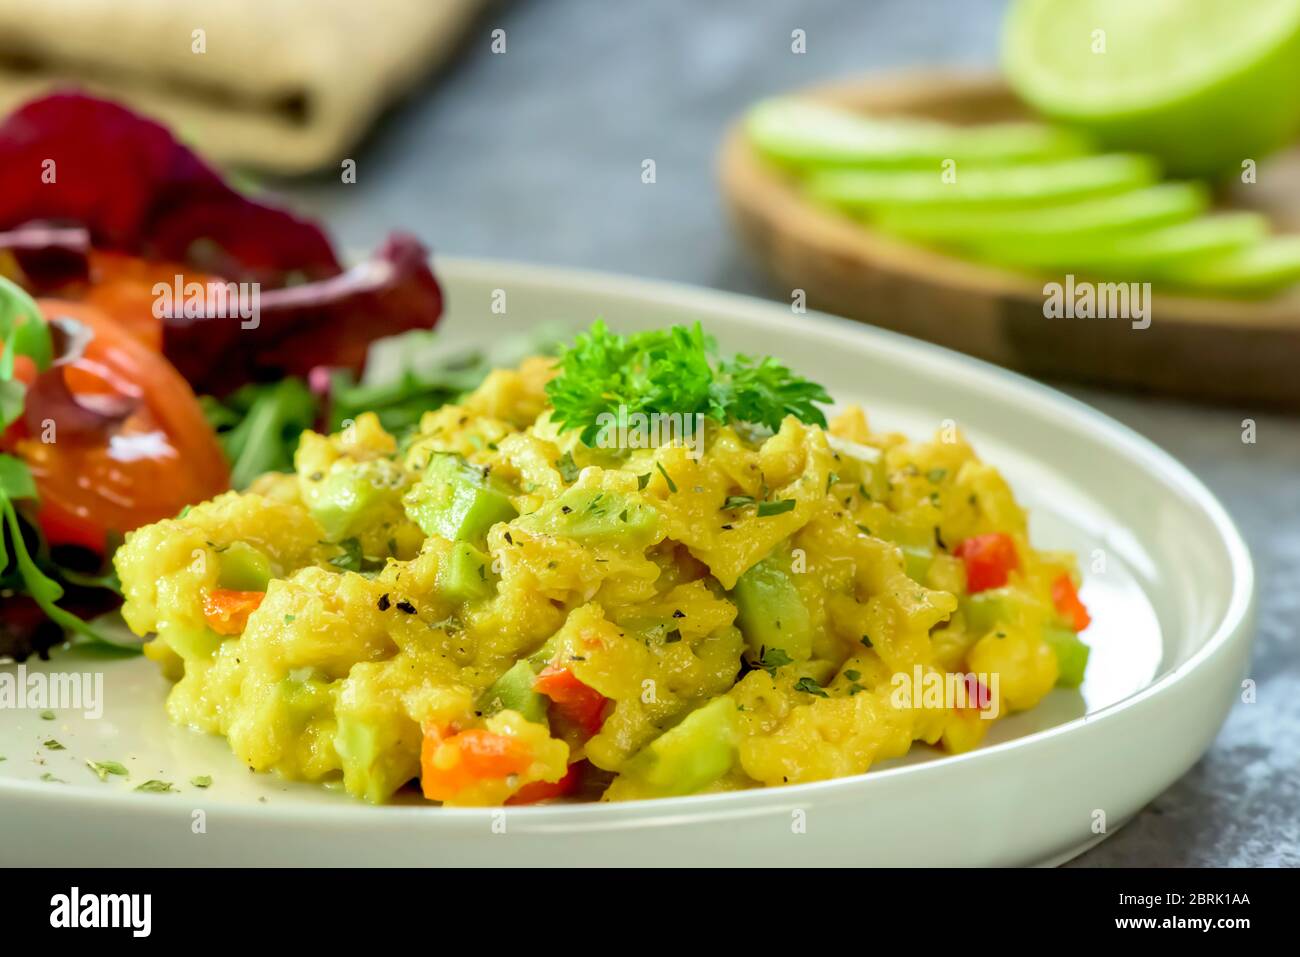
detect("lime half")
[1003,0,1300,176]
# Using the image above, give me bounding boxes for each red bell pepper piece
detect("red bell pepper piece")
[954,532,1019,593]
[506,761,583,805]
[1051,573,1092,632]
[533,665,608,738]
[202,589,264,635]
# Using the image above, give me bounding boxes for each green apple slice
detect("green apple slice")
[807,152,1158,211]
[746,97,1089,168]
[1159,236,1300,294]
[973,213,1270,274]
[872,181,1208,242]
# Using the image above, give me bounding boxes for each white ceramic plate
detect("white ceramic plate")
[0,259,1254,866]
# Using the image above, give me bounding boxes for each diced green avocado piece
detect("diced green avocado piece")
[217,542,274,591]
[307,470,391,541]
[334,713,418,805]
[617,698,739,797]
[479,659,548,725]
[519,487,658,543]
[731,554,813,662]
[405,453,517,543]
[279,672,331,727]
[1042,626,1091,688]
[901,545,934,584]
[170,623,225,660]
[963,587,1036,634]
[437,542,496,602]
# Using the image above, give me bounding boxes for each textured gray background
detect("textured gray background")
[277,0,1299,865]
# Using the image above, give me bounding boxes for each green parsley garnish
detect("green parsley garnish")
[927,468,948,483]
[636,473,651,490]
[329,537,386,574]
[860,635,874,648]
[41,772,65,784]
[793,676,829,698]
[655,462,678,494]
[757,499,795,517]
[86,759,129,782]
[39,710,54,720]
[545,321,831,446]
[722,495,757,510]
[135,780,176,794]
[191,775,213,788]
[760,647,793,676]
[42,738,64,751]
[844,670,861,681]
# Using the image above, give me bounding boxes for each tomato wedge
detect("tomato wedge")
[5,299,228,551]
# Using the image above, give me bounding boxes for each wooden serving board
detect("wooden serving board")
[718,70,1300,408]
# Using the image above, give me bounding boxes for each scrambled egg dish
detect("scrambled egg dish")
[115,351,1091,805]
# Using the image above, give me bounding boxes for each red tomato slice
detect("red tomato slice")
[9,299,229,551]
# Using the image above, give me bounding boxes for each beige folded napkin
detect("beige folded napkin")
[0,0,484,173]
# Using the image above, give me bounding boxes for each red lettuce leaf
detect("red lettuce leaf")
[0,92,444,395]
[0,93,338,280]
[164,232,443,394]
[0,223,90,289]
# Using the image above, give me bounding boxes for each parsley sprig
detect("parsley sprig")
[546,321,831,446]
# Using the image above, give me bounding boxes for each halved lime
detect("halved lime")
[746,98,1089,168]
[806,153,1158,210]
[1003,0,1300,176]
[973,212,1270,274]
[1159,235,1300,293]
[872,182,1208,242]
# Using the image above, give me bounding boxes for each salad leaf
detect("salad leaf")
[203,378,319,490]
[0,276,53,373]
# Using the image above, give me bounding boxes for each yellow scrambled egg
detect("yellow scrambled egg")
[115,355,1088,805]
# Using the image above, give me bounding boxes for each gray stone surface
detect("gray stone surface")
[274,0,1298,865]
